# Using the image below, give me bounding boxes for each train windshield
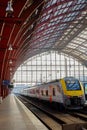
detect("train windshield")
[65,79,81,91]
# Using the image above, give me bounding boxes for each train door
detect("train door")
[49,85,52,102]
[55,82,64,103]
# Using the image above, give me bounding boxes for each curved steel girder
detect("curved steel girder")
[4,0,44,79]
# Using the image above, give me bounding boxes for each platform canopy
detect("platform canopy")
[0,0,87,81]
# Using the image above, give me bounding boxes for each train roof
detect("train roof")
[23,77,79,90]
[64,77,78,80]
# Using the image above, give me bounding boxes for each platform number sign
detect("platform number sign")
[3,80,10,85]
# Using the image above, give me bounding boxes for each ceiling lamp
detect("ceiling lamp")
[35,9,38,15]
[8,44,13,51]
[9,60,12,64]
[31,24,33,29]
[6,1,14,14]
[10,68,12,71]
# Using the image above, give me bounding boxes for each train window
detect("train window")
[36,89,39,94]
[33,89,35,94]
[57,85,61,92]
[53,88,55,96]
[46,90,48,96]
[65,80,81,91]
[41,90,43,95]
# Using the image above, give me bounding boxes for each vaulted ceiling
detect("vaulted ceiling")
[0,0,87,83]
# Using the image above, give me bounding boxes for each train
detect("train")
[82,82,87,100]
[20,77,86,110]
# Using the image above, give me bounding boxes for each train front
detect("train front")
[61,77,86,109]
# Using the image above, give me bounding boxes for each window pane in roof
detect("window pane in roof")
[62,3,67,8]
[79,34,87,39]
[72,51,81,55]
[57,5,62,10]
[78,39,85,42]
[67,1,73,7]
[62,7,68,13]
[68,43,78,47]
[51,0,57,5]
[79,46,86,50]
[54,11,58,16]
[58,9,64,14]
[72,40,82,44]
[78,0,86,4]
[67,46,76,49]
[82,43,87,47]
[80,54,87,59]
[81,31,87,35]
[48,9,52,14]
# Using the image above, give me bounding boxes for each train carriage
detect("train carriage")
[21,77,85,109]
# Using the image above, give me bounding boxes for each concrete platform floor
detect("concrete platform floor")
[0,94,48,130]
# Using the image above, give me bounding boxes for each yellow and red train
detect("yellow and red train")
[21,77,86,109]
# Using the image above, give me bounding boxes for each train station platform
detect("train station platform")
[0,94,48,130]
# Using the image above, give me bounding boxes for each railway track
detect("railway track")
[16,94,87,130]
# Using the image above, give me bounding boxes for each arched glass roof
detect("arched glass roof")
[23,0,87,67]
[0,0,87,81]
[13,51,87,86]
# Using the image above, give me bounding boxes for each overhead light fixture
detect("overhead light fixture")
[10,68,12,71]
[9,60,12,64]
[35,9,38,15]
[31,24,33,29]
[6,1,14,14]
[8,44,13,51]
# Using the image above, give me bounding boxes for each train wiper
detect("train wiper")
[68,82,76,89]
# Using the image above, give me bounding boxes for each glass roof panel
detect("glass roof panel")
[67,43,78,48]
[25,0,87,66]
[51,0,57,5]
